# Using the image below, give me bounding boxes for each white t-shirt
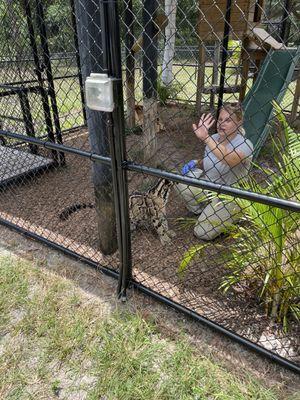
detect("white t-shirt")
[203,133,254,185]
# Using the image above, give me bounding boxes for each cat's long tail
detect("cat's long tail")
[59,203,94,221]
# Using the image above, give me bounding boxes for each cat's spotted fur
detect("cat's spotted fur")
[59,178,175,244]
[129,178,176,244]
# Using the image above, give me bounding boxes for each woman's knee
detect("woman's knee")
[193,221,223,240]
[193,201,240,240]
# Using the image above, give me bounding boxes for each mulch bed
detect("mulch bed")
[0,104,298,364]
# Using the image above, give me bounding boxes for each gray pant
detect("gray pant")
[175,169,240,240]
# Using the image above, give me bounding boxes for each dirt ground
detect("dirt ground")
[0,224,299,397]
[0,104,299,366]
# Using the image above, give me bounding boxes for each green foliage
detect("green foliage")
[179,103,300,329]
[157,77,182,105]
[0,1,73,57]
[0,2,31,57]
[228,40,242,65]
[175,216,197,231]
[228,40,242,63]
[44,1,74,53]
[178,244,206,277]
[175,0,198,46]
[222,103,300,328]
[219,206,300,330]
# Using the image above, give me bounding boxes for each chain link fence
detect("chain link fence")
[0,0,119,278]
[0,0,299,375]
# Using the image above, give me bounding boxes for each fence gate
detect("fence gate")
[0,0,299,374]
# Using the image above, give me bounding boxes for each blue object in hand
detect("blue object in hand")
[181,160,197,175]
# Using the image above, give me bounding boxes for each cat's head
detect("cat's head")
[150,178,174,201]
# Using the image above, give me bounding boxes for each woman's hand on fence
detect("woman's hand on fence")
[193,113,215,142]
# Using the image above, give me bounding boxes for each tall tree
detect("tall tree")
[161,0,178,86]
[142,0,159,162]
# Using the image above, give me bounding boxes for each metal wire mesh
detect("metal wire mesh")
[0,0,299,373]
[120,0,300,369]
[0,0,119,270]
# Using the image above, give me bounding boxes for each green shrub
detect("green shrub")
[156,77,182,105]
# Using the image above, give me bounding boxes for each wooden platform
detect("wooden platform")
[0,146,54,187]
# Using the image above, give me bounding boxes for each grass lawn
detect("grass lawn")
[0,244,299,399]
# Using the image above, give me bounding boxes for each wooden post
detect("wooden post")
[291,77,300,123]
[142,0,159,163]
[210,41,220,110]
[196,43,206,114]
[252,0,264,88]
[124,0,135,129]
[239,38,250,102]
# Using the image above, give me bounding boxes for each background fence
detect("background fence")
[0,0,299,374]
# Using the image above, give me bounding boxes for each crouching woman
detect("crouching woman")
[176,102,253,240]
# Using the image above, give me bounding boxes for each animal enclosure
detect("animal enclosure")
[0,0,300,373]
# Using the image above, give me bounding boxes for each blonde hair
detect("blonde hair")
[221,102,245,136]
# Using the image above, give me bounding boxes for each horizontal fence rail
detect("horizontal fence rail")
[1,129,299,212]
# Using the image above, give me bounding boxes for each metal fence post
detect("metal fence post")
[23,0,58,162]
[35,0,65,165]
[217,0,232,115]
[107,0,132,298]
[70,0,87,125]
[74,0,131,292]
[18,90,38,154]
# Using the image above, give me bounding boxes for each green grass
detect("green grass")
[129,64,298,113]
[0,253,297,399]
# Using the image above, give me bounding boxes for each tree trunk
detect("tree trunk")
[196,43,206,115]
[161,0,178,86]
[143,97,158,162]
[143,0,159,163]
[210,41,220,110]
[74,0,117,255]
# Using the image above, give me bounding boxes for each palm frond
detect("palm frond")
[175,217,197,231]
[178,244,209,277]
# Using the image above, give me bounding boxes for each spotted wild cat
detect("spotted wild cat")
[59,178,176,245]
